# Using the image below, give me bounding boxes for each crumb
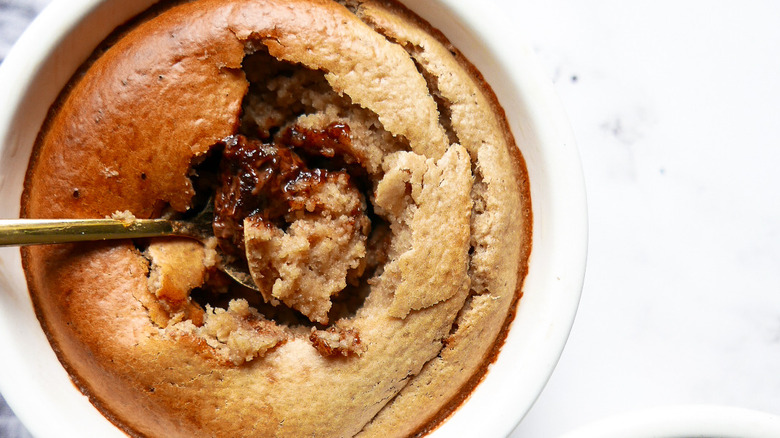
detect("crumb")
[110,210,137,222]
[170,299,287,364]
[310,326,365,357]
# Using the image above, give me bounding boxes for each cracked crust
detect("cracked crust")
[21,0,532,437]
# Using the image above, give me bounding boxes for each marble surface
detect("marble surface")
[2,0,780,437]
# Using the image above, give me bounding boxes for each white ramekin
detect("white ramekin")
[559,405,780,438]
[0,0,587,436]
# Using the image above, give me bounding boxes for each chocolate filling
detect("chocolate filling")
[175,45,405,328]
[213,123,366,260]
[190,119,380,327]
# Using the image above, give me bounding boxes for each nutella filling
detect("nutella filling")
[212,125,371,324]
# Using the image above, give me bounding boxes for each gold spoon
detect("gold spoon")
[0,202,258,290]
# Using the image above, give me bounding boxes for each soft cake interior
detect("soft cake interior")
[141,47,407,359]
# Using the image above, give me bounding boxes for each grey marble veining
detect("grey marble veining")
[0,393,32,438]
[0,0,51,62]
[504,0,780,436]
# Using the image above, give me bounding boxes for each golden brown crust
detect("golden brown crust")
[351,1,533,434]
[21,0,533,437]
[26,1,247,219]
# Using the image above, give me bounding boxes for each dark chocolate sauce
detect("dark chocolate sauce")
[212,123,364,259]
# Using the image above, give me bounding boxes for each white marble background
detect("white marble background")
[2,0,780,437]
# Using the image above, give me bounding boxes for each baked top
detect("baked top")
[21,0,532,436]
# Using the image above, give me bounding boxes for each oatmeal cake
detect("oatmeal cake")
[21,0,532,436]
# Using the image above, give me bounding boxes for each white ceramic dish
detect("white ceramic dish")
[0,0,586,436]
[558,405,780,438]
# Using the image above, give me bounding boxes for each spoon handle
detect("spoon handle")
[0,218,178,246]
